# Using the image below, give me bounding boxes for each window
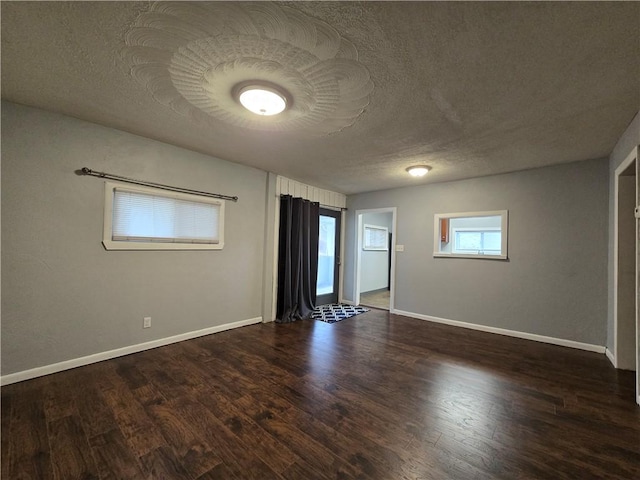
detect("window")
[103,181,224,250]
[317,214,337,296]
[434,210,508,259]
[363,224,388,250]
[453,229,501,255]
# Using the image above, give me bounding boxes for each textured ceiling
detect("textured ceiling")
[2,1,639,194]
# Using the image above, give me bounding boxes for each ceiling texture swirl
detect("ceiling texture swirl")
[1,1,639,193]
[123,2,374,135]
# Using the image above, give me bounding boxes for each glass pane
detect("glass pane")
[482,231,502,253]
[455,231,482,252]
[317,215,336,296]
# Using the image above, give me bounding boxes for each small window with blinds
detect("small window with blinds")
[363,224,388,251]
[103,182,224,250]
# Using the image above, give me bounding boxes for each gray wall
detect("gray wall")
[607,111,640,352]
[344,158,609,346]
[2,102,268,375]
[360,212,393,292]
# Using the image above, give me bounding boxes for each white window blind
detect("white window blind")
[363,224,388,250]
[103,182,225,250]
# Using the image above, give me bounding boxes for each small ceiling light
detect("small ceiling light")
[236,83,288,116]
[406,165,431,177]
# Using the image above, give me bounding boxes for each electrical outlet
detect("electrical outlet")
[143,317,151,328]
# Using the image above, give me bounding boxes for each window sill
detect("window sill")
[103,240,224,251]
[433,253,508,260]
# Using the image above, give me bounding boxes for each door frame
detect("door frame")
[612,145,639,405]
[354,207,397,311]
[316,207,342,306]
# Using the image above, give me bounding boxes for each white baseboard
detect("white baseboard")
[1,317,262,386]
[605,347,616,367]
[393,309,606,354]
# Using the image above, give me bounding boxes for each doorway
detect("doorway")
[613,145,639,405]
[316,208,341,306]
[355,208,397,311]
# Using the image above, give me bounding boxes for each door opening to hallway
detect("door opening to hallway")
[356,208,396,311]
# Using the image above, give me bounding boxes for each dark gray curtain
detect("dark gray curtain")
[276,195,319,323]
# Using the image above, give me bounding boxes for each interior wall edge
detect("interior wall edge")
[605,347,616,367]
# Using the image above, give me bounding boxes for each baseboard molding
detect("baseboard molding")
[1,317,262,386]
[393,309,606,354]
[340,299,356,306]
[605,347,616,367]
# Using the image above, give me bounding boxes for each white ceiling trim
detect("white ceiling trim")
[276,176,346,209]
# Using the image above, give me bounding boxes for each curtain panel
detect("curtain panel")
[276,195,320,323]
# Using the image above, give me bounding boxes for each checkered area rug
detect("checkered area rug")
[311,304,369,323]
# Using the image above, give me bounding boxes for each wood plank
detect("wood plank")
[171,396,283,480]
[190,386,297,474]
[233,394,361,479]
[146,398,222,479]
[88,428,146,480]
[7,383,54,479]
[194,462,241,479]
[139,446,192,480]
[48,415,99,480]
[114,357,149,390]
[43,374,79,423]
[1,389,14,479]
[99,368,166,457]
[75,382,119,438]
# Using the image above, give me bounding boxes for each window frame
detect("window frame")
[433,210,508,260]
[103,181,225,251]
[363,224,389,251]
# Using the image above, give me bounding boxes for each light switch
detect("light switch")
[395,244,404,252]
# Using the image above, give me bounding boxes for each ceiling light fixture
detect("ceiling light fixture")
[406,165,431,177]
[235,82,289,116]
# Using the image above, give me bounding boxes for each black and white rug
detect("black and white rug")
[311,304,369,324]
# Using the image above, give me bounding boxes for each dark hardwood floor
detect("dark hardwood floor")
[2,310,639,479]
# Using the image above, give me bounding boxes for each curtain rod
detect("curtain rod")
[77,167,238,202]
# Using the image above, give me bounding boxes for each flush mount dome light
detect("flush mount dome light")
[406,165,431,177]
[235,82,289,116]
